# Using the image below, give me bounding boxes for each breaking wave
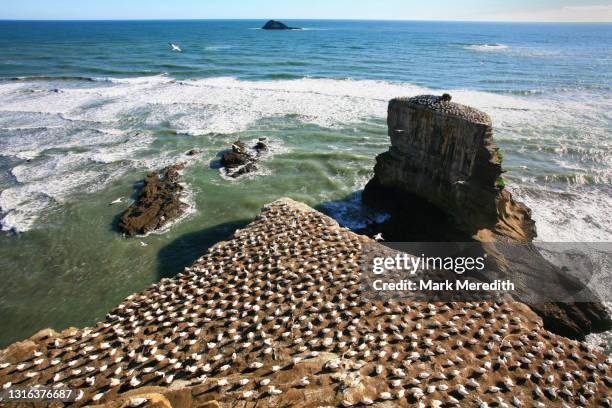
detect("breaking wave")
[465,43,510,51]
[0,75,609,241]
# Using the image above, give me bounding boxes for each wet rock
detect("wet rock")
[185,148,201,156]
[220,140,251,168]
[231,140,248,154]
[254,137,268,152]
[220,151,249,168]
[261,20,301,30]
[229,162,258,178]
[117,164,187,237]
[219,139,270,178]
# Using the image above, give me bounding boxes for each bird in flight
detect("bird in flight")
[169,43,182,52]
[108,197,123,205]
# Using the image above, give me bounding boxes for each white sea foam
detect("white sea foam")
[0,75,609,237]
[465,43,509,51]
[321,191,391,232]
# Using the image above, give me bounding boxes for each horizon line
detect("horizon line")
[0,18,611,24]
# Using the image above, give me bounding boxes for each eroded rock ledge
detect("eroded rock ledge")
[1,199,611,407]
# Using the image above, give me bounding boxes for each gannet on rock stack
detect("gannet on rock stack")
[0,198,610,407]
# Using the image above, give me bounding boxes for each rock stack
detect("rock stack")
[362,95,611,339]
[1,199,610,407]
[363,95,536,241]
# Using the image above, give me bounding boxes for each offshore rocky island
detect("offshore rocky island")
[1,96,611,407]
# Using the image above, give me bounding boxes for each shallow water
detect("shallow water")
[0,20,610,347]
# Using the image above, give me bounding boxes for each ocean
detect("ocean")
[0,20,610,347]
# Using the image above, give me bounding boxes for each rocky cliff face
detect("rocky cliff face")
[364,95,536,241]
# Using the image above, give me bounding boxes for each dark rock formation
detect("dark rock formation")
[219,139,269,178]
[363,95,611,339]
[220,141,248,167]
[229,162,258,178]
[186,148,202,156]
[261,20,301,30]
[117,164,187,237]
[254,137,268,152]
[220,152,249,168]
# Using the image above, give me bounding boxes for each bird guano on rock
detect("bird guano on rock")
[0,199,610,407]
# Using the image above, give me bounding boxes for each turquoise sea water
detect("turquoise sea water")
[0,20,610,347]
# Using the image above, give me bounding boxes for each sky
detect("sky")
[1,0,611,22]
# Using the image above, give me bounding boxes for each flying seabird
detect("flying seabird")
[169,43,182,52]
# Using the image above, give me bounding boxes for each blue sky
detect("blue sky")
[2,0,611,21]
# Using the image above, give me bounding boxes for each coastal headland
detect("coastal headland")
[1,198,611,407]
[1,96,611,407]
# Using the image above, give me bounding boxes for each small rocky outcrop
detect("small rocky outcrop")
[219,138,269,178]
[261,20,301,30]
[220,141,250,169]
[363,95,611,339]
[254,137,268,152]
[186,148,201,156]
[117,164,187,236]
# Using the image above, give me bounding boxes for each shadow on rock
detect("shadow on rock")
[156,219,251,280]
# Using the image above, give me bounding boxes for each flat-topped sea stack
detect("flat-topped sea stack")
[362,95,611,339]
[1,199,611,407]
[261,20,301,30]
[363,94,536,242]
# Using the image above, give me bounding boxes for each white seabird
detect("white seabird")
[169,43,182,52]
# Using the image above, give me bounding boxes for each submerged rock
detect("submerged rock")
[117,163,187,237]
[254,137,269,152]
[186,148,202,156]
[261,20,301,30]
